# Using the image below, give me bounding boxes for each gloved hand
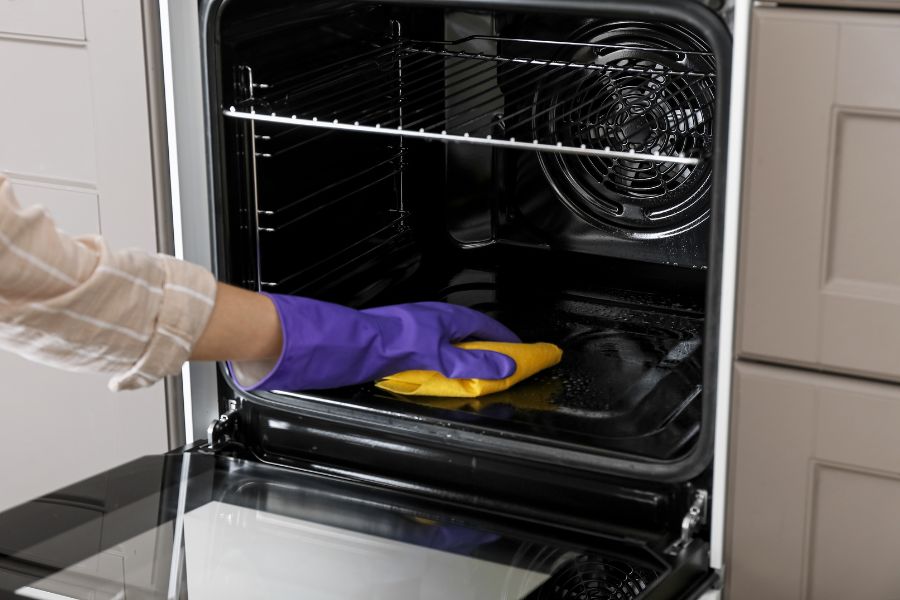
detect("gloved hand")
[231,295,521,392]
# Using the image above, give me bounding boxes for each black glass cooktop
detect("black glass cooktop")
[0,452,675,600]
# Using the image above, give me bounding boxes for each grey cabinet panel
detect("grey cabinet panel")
[737,11,837,365]
[807,466,900,600]
[836,23,900,108]
[782,0,900,8]
[738,8,900,382]
[825,112,900,291]
[726,364,816,599]
[728,362,900,600]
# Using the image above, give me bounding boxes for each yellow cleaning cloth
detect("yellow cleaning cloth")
[386,376,563,412]
[376,341,563,398]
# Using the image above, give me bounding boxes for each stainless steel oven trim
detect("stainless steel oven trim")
[143,0,189,450]
[708,0,751,574]
[159,0,222,443]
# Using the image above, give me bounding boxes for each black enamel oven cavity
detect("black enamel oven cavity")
[200,0,730,597]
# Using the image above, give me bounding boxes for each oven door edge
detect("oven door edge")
[708,0,752,578]
[157,0,223,444]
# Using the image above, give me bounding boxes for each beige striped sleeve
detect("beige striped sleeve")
[0,175,217,391]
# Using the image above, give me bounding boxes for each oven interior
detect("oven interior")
[208,0,726,476]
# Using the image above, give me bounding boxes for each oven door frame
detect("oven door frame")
[196,0,732,483]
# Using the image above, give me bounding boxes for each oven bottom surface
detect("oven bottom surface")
[266,245,704,460]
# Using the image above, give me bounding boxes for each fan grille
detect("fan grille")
[533,22,716,237]
[531,555,660,600]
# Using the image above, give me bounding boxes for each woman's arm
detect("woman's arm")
[0,174,514,393]
[191,283,283,362]
[0,175,219,390]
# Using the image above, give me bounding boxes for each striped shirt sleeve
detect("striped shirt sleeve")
[0,175,217,391]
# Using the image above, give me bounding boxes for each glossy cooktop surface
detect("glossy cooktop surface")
[0,453,666,600]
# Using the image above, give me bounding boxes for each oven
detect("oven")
[208,0,728,479]
[0,1,752,598]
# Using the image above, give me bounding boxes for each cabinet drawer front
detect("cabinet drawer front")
[729,362,900,600]
[0,0,85,41]
[738,8,900,382]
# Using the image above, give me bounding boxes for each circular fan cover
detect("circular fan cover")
[533,22,716,238]
[532,555,659,599]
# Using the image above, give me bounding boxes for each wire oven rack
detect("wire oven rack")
[250,137,408,292]
[224,37,716,166]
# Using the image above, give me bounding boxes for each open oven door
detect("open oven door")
[0,450,718,600]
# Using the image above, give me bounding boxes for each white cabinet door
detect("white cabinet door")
[0,0,168,511]
[0,0,86,41]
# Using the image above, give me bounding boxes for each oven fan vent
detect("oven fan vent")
[533,22,716,238]
[530,555,660,599]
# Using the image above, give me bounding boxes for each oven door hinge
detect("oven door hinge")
[207,399,240,450]
[665,489,709,556]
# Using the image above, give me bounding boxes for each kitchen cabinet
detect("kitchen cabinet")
[0,0,168,512]
[728,362,900,600]
[779,0,900,9]
[729,6,900,599]
[737,7,900,383]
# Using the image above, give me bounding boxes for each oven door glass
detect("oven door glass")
[0,452,710,600]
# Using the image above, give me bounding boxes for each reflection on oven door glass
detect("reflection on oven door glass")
[15,521,173,600]
[17,501,551,600]
[183,502,549,599]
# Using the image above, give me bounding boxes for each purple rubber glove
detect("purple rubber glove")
[231,296,521,392]
[402,520,501,554]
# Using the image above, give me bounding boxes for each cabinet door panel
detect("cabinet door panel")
[10,177,100,235]
[728,362,900,600]
[0,0,85,41]
[836,24,900,108]
[784,0,900,9]
[0,0,166,511]
[726,365,816,599]
[0,40,97,184]
[737,12,837,364]
[738,8,900,382]
[807,466,900,600]
[819,108,900,377]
